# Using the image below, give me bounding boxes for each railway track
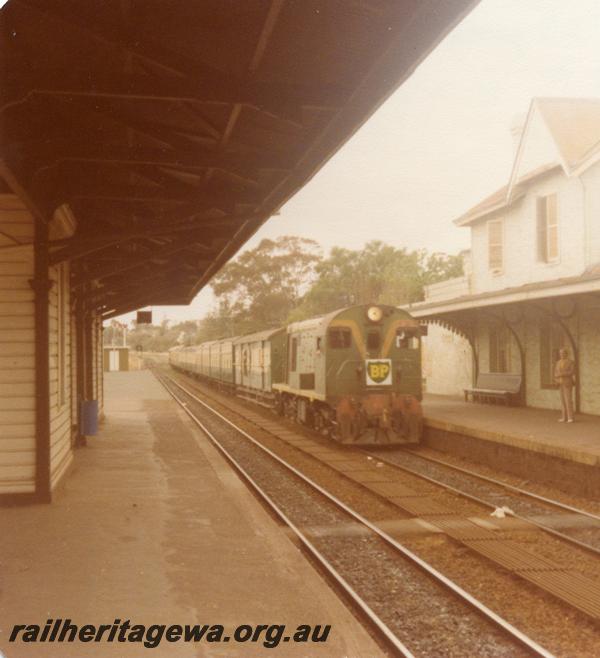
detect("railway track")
[366,447,600,555]
[159,367,600,643]
[165,366,600,558]
[156,369,556,657]
[162,369,600,597]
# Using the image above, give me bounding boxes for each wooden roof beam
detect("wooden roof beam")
[204,0,286,185]
[50,216,246,265]
[6,4,341,123]
[100,281,194,317]
[102,297,188,320]
[16,0,220,81]
[26,145,291,183]
[47,96,213,154]
[42,181,261,215]
[98,281,194,316]
[92,265,197,303]
[95,271,195,300]
[2,73,342,113]
[74,239,213,290]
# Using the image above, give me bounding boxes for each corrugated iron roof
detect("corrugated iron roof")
[409,267,600,317]
[0,0,479,319]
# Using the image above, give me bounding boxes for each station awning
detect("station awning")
[408,269,600,319]
[0,0,477,318]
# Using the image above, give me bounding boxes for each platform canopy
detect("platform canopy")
[0,0,476,319]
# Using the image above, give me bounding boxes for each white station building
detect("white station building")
[410,98,600,415]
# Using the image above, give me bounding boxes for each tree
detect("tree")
[196,300,238,341]
[290,241,463,321]
[418,250,464,286]
[208,235,321,335]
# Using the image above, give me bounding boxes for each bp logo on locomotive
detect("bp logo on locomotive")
[365,359,392,386]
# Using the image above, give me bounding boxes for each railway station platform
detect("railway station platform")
[422,394,600,498]
[0,370,383,658]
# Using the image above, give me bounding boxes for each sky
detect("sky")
[115,0,600,325]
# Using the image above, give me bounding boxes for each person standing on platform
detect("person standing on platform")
[554,348,575,423]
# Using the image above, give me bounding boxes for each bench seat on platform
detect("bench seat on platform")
[464,373,522,406]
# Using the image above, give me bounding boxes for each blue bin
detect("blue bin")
[80,399,99,436]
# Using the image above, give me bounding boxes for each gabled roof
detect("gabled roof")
[536,97,600,172]
[455,97,600,227]
[453,163,559,227]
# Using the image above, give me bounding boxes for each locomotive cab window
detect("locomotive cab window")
[329,327,351,349]
[367,331,380,351]
[396,329,420,350]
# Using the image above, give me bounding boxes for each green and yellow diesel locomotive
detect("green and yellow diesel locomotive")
[169,304,425,444]
[273,304,424,443]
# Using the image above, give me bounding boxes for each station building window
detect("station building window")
[537,194,559,263]
[328,327,351,349]
[540,323,566,388]
[487,218,503,273]
[489,326,511,373]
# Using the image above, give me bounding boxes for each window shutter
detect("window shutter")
[536,197,547,261]
[546,194,558,261]
[488,220,503,271]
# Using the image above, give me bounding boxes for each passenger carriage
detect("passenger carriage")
[234,328,286,405]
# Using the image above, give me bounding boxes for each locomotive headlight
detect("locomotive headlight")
[366,306,383,322]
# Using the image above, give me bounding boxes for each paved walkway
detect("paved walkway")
[423,394,600,466]
[0,371,383,658]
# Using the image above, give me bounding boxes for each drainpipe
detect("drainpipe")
[31,217,52,502]
[85,309,95,401]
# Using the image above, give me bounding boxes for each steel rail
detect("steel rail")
[365,448,600,558]
[404,448,600,522]
[154,372,415,658]
[157,370,555,658]
[164,365,600,559]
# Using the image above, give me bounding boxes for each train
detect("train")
[169,304,426,444]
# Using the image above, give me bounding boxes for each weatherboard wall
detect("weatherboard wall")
[0,202,36,495]
[0,198,105,497]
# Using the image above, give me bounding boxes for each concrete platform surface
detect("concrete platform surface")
[423,394,600,466]
[0,371,383,658]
